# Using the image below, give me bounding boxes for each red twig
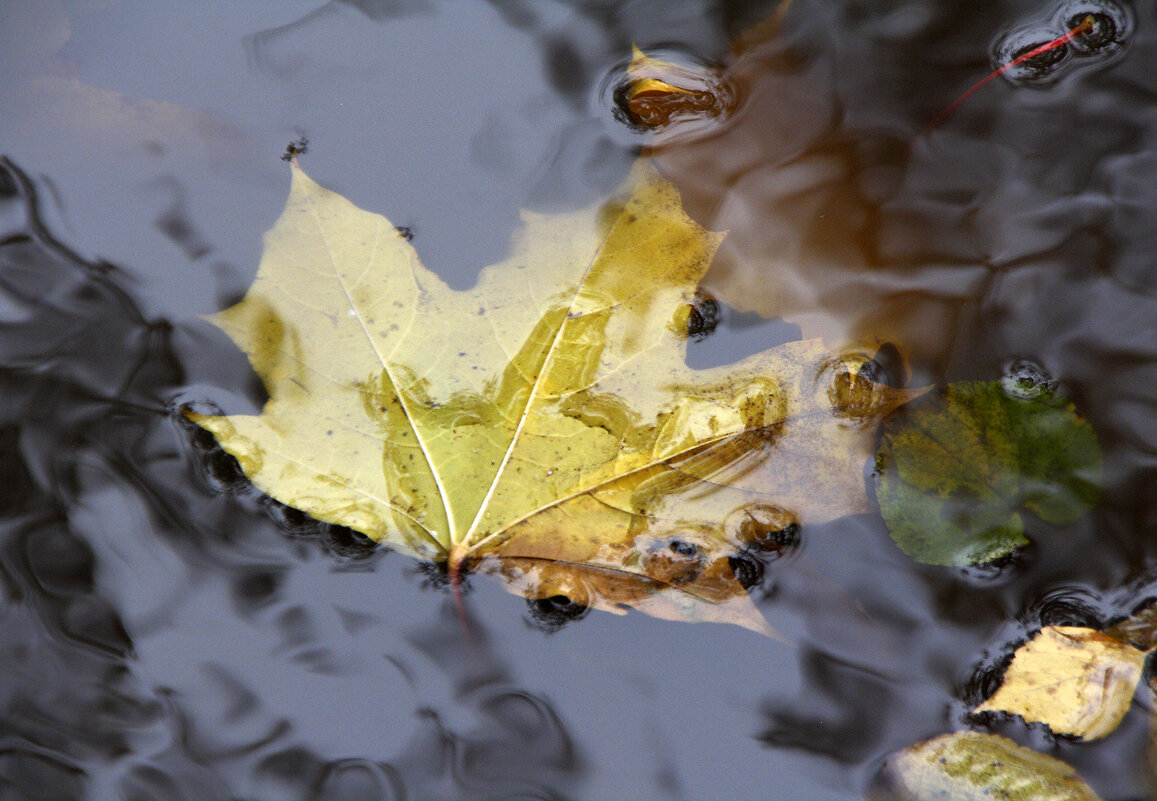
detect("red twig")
[447,546,470,637]
[926,15,1093,131]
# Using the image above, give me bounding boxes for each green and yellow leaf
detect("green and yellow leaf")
[189,158,916,633]
[878,731,1103,801]
[874,381,1102,566]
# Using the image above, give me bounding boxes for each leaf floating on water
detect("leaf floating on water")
[188,157,916,634]
[973,625,1148,741]
[618,46,736,133]
[878,731,1103,801]
[1106,597,1157,651]
[874,380,1102,566]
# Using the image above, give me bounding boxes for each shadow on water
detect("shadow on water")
[3,0,1157,798]
[0,157,583,800]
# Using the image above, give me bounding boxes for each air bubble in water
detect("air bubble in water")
[1000,358,1057,399]
[597,47,738,146]
[1057,0,1133,56]
[992,26,1074,85]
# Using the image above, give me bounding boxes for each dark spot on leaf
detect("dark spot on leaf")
[668,539,700,558]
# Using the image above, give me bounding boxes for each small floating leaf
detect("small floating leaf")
[879,731,1103,801]
[618,46,735,132]
[874,380,1102,566]
[974,626,1148,741]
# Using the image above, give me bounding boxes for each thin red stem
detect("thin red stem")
[927,16,1093,131]
[448,546,470,636]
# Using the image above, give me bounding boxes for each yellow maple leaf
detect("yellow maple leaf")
[189,158,917,635]
[974,625,1148,740]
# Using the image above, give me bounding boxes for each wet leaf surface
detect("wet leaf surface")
[973,625,1147,740]
[2,0,1157,798]
[189,159,918,634]
[874,381,1101,566]
[878,731,1103,801]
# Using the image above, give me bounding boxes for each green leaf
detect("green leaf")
[874,381,1101,566]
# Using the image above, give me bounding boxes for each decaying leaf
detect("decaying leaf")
[874,381,1102,566]
[1106,597,1157,651]
[973,626,1147,740]
[877,731,1103,801]
[189,158,918,634]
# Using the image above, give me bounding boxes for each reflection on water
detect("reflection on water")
[2,0,1157,797]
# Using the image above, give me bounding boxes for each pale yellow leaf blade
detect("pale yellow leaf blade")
[974,625,1147,740]
[189,156,921,633]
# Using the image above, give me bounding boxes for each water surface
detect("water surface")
[1,1,1155,799]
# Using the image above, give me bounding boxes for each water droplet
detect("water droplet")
[1058,0,1133,56]
[1032,586,1106,628]
[728,554,764,589]
[321,524,378,560]
[598,47,738,146]
[992,26,1074,85]
[1000,358,1057,400]
[723,503,799,557]
[685,290,720,341]
[820,352,897,425]
[526,594,590,632]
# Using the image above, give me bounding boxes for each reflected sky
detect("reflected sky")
[1,0,1156,798]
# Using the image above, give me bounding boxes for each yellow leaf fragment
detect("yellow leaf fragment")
[626,45,696,99]
[189,158,915,634]
[879,731,1103,801]
[622,46,733,131]
[974,625,1148,740]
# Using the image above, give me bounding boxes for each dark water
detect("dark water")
[1,1,1155,799]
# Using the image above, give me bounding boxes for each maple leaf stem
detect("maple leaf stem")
[448,543,469,623]
[926,15,1093,132]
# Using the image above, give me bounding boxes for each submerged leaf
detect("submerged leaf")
[874,381,1101,566]
[189,159,915,633]
[974,626,1147,740]
[878,731,1103,801]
